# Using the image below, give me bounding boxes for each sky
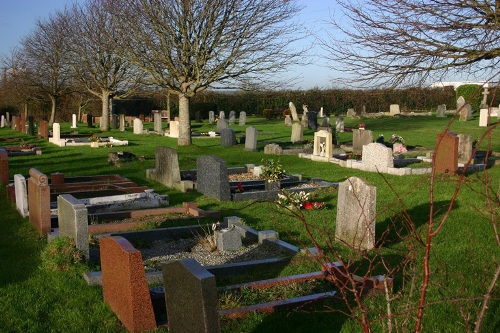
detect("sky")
[0,0,338,90]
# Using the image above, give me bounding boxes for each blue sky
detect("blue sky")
[0,0,338,90]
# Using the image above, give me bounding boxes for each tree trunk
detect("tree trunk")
[49,95,57,126]
[100,91,111,131]
[178,94,192,146]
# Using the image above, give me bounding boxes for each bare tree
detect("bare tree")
[18,12,72,125]
[115,0,306,145]
[65,0,144,131]
[322,0,500,87]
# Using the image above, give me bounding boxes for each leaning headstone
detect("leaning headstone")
[196,155,231,201]
[290,122,303,143]
[208,111,215,123]
[57,194,89,260]
[245,126,258,151]
[284,114,292,126]
[389,104,400,116]
[238,111,246,126]
[479,109,489,127]
[362,143,394,172]
[0,148,8,184]
[228,111,236,125]
[71,114,77,128]
[162,258,221,333]
[459,104,472,121]
[308,111,318,130]
[437,104,446,118]
[220,128,236,147]
[154,146,181,187]
[133,118,143,134]
[216,228,242,251]
[289,102,299,121]
[119,114,125,131]
[216,118,228,133]
[100,237,156,333]
[457,96,466,111]
[14,174,28,217]
[313,130,333,158]
[335,177,376,251]
[434,131,459,174]
[458,134,473,164]
[352,129,373,151]
[336,117,345,133]
[154,112,163,134]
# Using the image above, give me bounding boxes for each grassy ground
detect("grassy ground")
[0,113,499,332]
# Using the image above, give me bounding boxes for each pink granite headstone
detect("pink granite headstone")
[434,131,459,174]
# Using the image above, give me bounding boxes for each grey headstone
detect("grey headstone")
[238,111,246,126]
[336,117,345,132]
[352,129,373,151]
[57,194,89,259]
[458,134,473,163]
[208,111,215,123]
[155,146,181,187]
[14,174,28,217]
[154,112,163,134]
[335,177,376,251]
[228,111,236,125]
[291,123,303,143]
[119,114,125,131]
[321,117,330,128]
[264,143,283,155]
[346,108,357,118]
[216,228,242,251]
[459,104,472,121]
[220,128,236,147]
[437,104,446,117]
[289,102,299,121]
[216,118,228,133]
[244,126,258,151]
[162,259,221,333]
[362,143,394,172]
[196,155,231,201]
[133,118,143,134]
[219,111,225,119]
[284,115,292,126]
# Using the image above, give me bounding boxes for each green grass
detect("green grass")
[1,113,499,332]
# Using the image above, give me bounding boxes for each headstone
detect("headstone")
[112,114,118,129]
[228,111,236,125]
[352,129,373,151]
[301,105,309,127]
[290,123,303,143]
[28,116,35,136]
[219,111,225,119]
[336,117,345,132]
[307,111,318,130]
[335,177,376,251]
[154,146,181,187]
[313,130,333,158]
[71,114,77,128]
[319,107,324,117]
[57,194,89,260]
[208,111,215,123]
[220,128,236,147]
[437,104,446,117]
[346,108,357,118]
[100,237,156,333]
[216,228,242,251]
[457,96,466,111]
[479,109,489,127]
[169,120,180,138]
[14,174,28,217]
[39,121,48,139]
[0,148,8,184]
[162,259,221,333]
[362,143,394,172]
[389,104,400,116]
[459,104,472,121]
[238,111,246,126]
[289,102,299,121]
[1,115,5,128]
[244,126,258,151]
[216,118,228,133]
[264,143,283,155]
[284,115,292,126]
[481,87,489,108]
[491,107,499,117]
[27,168,51,235]
[321,117,330,128]
[52,123,61,144]
[154,112,162,134]
[195,111,202,123]
[458,134,473,164]
[133,118,143,134]
[434,131,459,174]
[87,114,93,128]
[119,114,125,131]
[196,155,231,201]
[5,112,10,126]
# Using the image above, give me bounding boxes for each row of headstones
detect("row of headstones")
[209,111,247,126]
[0,113,38,136]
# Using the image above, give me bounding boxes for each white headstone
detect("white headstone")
[169,120,179,138]
[319,107,324,117]
[244,126,258,151]
[389,104,400,116]
[52,123,61,142]
[479,109,490,127]
[1,115,5,128]
[133,118,143,134]
[71,114,77,128]
[14,174,29,217]
[362,143,394,172]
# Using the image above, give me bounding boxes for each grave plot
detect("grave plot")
[16,168,170,236]
[48,123,128,147]
[0,139,42,156]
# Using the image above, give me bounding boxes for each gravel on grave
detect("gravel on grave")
[140,237,292,271]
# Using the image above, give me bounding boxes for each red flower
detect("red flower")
[303,202,314,210]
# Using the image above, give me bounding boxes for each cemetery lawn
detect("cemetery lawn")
[1,114,499,332]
